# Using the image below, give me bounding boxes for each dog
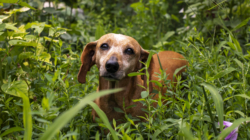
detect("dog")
[78,33,188,124]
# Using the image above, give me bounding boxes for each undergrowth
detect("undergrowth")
[0,0,250,139]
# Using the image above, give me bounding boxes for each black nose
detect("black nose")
[105,59,119,73]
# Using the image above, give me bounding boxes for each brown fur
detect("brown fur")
[78,33,188,124]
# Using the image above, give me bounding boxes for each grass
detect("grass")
[0,0,250,139]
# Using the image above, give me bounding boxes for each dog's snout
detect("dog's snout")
[105,57,119,73]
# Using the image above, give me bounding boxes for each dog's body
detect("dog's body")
[78,33,188,124]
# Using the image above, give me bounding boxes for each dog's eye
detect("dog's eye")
[124,48,134,55]
[100,43,109,50]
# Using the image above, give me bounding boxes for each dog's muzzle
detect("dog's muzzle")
[105,56,119,73]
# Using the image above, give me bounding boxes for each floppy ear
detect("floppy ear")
[78,41,97,84]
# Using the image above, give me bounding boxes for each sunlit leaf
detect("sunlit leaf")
[0,0,18,3]
[1,80,30,98]
[128,72,144,77]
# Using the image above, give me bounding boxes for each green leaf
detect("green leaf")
[233,58,243,69]
[156,53,163,71]
[0,127,24,137]
[208,67,236,81]
[39,88,122,140]
[31,22,45,34]
[130,2,145,12]
[95,132,100,140]
[89,101,119,140]
[179,127,199,140]
[201,83,224,131]
[1,80,29,98]
[173,65,187,78]
[95,24,105,40]
[151,80,162,87]
[18,91,32,140]
[234,110,245,117]
[38,52,51,64]
[9,40,37,46]
[42,97,50,111]
[152,123,176,139]
[146,51,153,68]
[235,94,250,100]
[163,31,175,41]
[153,31,175,48]
[208,0,227,10]
[218,118,250,139]
[0,23,5,31]
[127,72,144,77]
[114,107,124,113]
[171,14,179,22]
[0,0,18,3]
[232,18,250,31]
[19,52,34,61]
[228,34,242,53]
[5,23,20,31]
[18,2,36,10]
[141,91,149,98]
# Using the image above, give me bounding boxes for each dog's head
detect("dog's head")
[78,33,149,83]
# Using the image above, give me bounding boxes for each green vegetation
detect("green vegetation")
[0,0,250,139]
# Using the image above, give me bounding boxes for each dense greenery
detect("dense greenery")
[0,0,250,139]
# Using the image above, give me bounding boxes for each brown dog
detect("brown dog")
[78,33,188,124]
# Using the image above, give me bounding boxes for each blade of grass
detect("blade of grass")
[218,118,250,139]
[201,83,224,132]
[0,127,24,137]
[202,86,218,136]
[156,53,163,71]
[15,87,32,140]
[39,88,122,140]
[88,101,118,140]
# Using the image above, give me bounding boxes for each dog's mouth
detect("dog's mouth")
[101,73,120,81]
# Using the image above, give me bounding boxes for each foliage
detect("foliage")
[0,0,249,139]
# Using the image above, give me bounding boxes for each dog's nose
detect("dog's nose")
[105,59,119,73]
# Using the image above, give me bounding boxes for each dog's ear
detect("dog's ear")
[78,41,97,84]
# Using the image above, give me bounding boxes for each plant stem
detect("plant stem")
[202,86,218,136]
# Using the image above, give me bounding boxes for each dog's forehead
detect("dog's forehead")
[98,33,140,48]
